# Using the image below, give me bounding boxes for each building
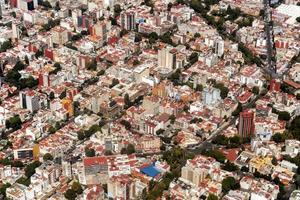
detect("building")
[19,90,40,112]
[214,39,224,57]
[107,175,135,199]
[121,12,135,30]
[202,87,221,106]
[290,190,300,200]
[51,26,69,45]
[17,0,38,11]
[238,110,255,139]
[157,47,177,69]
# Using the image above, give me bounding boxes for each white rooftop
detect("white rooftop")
[276,4,300,24]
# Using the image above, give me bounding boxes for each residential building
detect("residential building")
[238,110,255,139]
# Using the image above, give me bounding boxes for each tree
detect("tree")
[232,102,242,116]
[86,59,97,71]
[97,69,105,76]
[222,177,240,194]
[194,32,201,38]
[121,143,135,155]
[133,59,140,66]
[203,149,226,163]
[72,182,83,194]
[222,162,238,172]
[59,90,67,99]
[290,116,300,140]
[85,148,95,157]
[6,115,22,131]
[24,55,29,65]
[35,49,44,58]
[252,86,259,95]
[64,189,77,200]
[124,93,131,108]
[207,193,218,200]
[278,111,291,121]
[25,161,41,178]
[120,120,131,130]
[272,157,278,165]
[49,91,55,100]
[54,1,60,10]
[0,183,11,198]
[114,4,122,16]
[296,93,300,100]
[169,114,176,124]
[104,150,113,155]
[156,129,165,135]
[77,131,85,140]
[110,78,119,88]
[134,33,142,43]
[214,82,229,99]
[297,17,300,23]
[189,52,198,64]
[16,177,30,186]
[272,133,286,143]
[43,153,53,161]
[149,32,159,44]
[0,40,13,52]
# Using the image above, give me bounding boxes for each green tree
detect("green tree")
[296,17,300,23]
[85,148,95,157]
[207,193,218,200]
[278,111,291,121]
[121,143,135,155]
[6,115,22,131]
[110,78,119,88]
[43,153,53,161]
[252,86,260,95]
[114,4,122,16]
[25,161,41,178]
[24,55,29,65]
[189,52,198,64]
[296,94,300,100]
[169,114,176,124]
[64,189,77,200]
[77,131,85,140]
[71,182,83,194]
[194,32,201,38]
[49,91,55,100]
[59,90,67,99]
[222,162,238,172]
[0,40,13,52]
[0,183,11,198]
[16,177,30,186]
[86,59,97,71]
[134,33,142,42]
[124,93,131,108]
[222,177,240,194]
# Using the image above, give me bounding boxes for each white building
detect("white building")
[202,87,221,106]
[157,46,177,69]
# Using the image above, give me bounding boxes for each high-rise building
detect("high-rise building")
[157,47,177,69]
[214,39,224,57]
[120,12,135,30]
[238,110,255,139]
[17,0,38,11]
[19,90,40,112]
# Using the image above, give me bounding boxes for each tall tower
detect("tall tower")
[238,110,255,139]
